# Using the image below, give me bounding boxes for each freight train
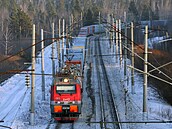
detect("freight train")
[50,60,82,121]
[50,24,105,121]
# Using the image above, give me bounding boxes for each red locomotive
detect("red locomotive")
[50,60,82,121]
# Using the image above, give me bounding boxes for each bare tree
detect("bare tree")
[1,19,14,55]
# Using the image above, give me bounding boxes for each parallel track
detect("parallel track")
[94,36,121,129]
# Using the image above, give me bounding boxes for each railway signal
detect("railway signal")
[25,74,30,87]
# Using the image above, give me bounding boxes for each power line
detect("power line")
[0,36,72,63]
[123,44,172,82]
[128,65,172,86]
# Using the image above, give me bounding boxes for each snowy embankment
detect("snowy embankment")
[0,43,55,129]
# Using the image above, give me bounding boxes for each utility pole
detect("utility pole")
[109,14,112,49]
[52,23,55,76]
[131,22,135,94]
[62,19,65,68]
[119,19,122,66]
[81,12,83,27]
[112,14,115,52]
[30,24,35,126]
[58,19,61,72]
[41,29,45,100]
[116,20,118,63]
[107,14,110,37]
[82,48,85,76]
[143,25,148,114]
[71,14,74,33]
[149,0,152,29]
[66,25,69,56]
[99,12,101,32]
[124,12,127,76]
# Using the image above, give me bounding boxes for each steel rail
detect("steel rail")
[94,37,106,129]
[97,36,122,129]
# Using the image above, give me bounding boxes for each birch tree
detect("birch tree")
[1,19,13,55]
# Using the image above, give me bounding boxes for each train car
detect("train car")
[65,60,83,90]
[94,24,106,34]
[78,24,105,37]
[68,37,86,74]
[50,61,82,121]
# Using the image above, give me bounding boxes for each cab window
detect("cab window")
[56,85,76,94]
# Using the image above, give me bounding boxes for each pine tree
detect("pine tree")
[9,7,32,39]
[84,9,93,26]
[128,1,139,21]
[141,5,149,20]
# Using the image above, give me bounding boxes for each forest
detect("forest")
[0,0,172,82]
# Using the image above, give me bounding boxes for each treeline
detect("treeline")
[0,0,172,56]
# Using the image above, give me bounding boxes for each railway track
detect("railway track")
[46,119,74,129]
[94,36,121,129]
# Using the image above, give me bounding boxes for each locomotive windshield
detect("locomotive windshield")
[56,85,76,94]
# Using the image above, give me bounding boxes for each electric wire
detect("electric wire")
[123,44,172,82]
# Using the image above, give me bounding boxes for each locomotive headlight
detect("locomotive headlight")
[63,78,69,82]
[72,101,75,104]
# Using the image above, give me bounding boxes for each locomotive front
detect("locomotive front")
[50,72,82,121]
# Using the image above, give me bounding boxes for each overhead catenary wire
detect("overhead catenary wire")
[123,44,172,82]
[0,35,72,63]
[0,13,83,64]
[128,65,172,86]
[149,61,172,73]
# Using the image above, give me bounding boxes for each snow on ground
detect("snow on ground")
[0,33,172,129]
[0,41,59,129]
[148,36,165,48]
